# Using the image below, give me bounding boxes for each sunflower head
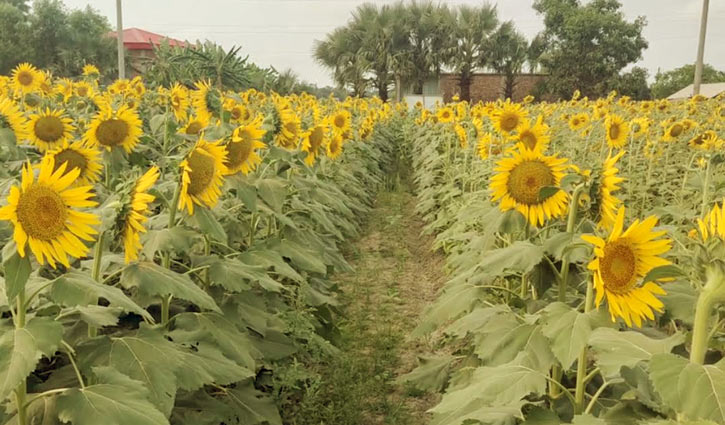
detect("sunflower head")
[122,166,160,263]
[85,104,143,153]
[582,207,672,327]
[604,114,629,149]
[436,107,454,124]
[179,140,228,214]
[27,108,75,152]
[225,118,267,175]
[301,121,329,166]
[12,63,41,94]
[0,156,100,268]
[492,101,528,135]
[82,64,100,77]
[589,150,626,229]
[517,116,550,151]
[45,141,103,186]
[326,133,344,160]
[489,144,569,227]
[0,97,28,142]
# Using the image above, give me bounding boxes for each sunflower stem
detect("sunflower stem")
[701,155,712,217]
[574,273,595,413]
[559,183,586,303]
[88,232,105,338]
[161,180,183,326]
[14,285,28,425]
[690,265,725,364]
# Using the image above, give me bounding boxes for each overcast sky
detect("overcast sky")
[61,0,725,86]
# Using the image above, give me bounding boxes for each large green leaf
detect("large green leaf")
[141,227,199,260]
[121,262,220,312]
[0,317,63,400]
[193,207,227,244]
[431,401,526,425]
[216,380,283,425]
[50,271,152,322]
[397,355,455,392]
[542,302,604,370]
[2,247,30,303]
[257,178,287,212]
[56,367,169,425]
[650,353,725,423]
[471,314,554,372]
[589,328,684,377]
[277,239,327,275]
[477,241,544,277]
[199,256,284,293]
[660,281,697,325]
[412,282,485,336]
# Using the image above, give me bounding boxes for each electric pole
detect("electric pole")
[116,0,125,79]
[693,0,709,95]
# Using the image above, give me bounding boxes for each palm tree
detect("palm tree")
[313,26,369,97]
[443,4,499,101]
[488,21,529,99]
[351,4,394,101]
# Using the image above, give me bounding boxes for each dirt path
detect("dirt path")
[291,188,446,425]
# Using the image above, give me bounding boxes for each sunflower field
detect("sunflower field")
[0,63,401,425]
[400,93,725,424]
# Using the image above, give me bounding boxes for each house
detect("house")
[108,28,187,77]
[400,73,547,106]
[667,82,725,100]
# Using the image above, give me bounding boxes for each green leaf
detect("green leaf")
[572,414,608,425]
[661,281,697,325]
[174,343,254,391]
[277,239,327,274]
[75,305,123,327]
[589,328,685,377]
[477,241,544,278]
[217,381,283,425]
[431,401,526,425]
[200,257,284,293]
[542,302,596,370]
[50,271,152,322]
[193,207,227,244]
[522,407,560,425]
[121,262,220,313]
[257,178,287,212]
[2,247,31,303]
[397,355,455,392]
[0,317,63,400]
[539,186,561,201]
[471,315,554,372]
[141,227,199,260]
[57,366,169,425]
[650,353,725,423]
[412,283,485,337]
[641,265,686,284]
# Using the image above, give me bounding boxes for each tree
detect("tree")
[488,21,529,99]
[608,66,651,100]
[533,0,648,98]
[313,26,369,97]
[0,3,32,73]
[650,64,725,99]
[443,4,499,101]
[351,4,395,101]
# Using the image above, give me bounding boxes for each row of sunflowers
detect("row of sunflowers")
[0,63,400,425]
[400,92,725,424]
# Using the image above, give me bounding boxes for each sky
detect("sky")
[61,0,725,87]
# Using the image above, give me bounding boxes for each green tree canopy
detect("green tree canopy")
[533,0,648,99]
[650,63,725,99]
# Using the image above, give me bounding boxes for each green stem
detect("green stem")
[690,265,725,364]
[88,232,105,338]
[248,213,256,248]
[160,180,183,326]
[574,274,595,413]
[559,184,586,303]
[14,286,27,425]
[701,155,712,217]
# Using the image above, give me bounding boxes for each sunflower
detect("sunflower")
[477,133,493,160]
[454,123,468,148]
[0,156,99,268]
[84,104,142,153]
[276,107,301,149]
[73,81,95,99]
[168,83,190,122]
[594,150,625,229]
[27,108,75,152]
[697,200,725,241]
[108,79,131,96]
[11,63,41,94]
[326,133,344,160]
[123,166,160,263]
[54,78,74,102]
[182,114,210,136]
[688,130,718,150]
[436,106,454,124]
[491,101,528,135]
[82,64,100,77]
[330,109,352,134]
[489,144,569,227]
[0,97,28,141]
[301,121,329,166]
[225,118,266,174]
[662,121,685,142]
[517,116,550,151]
[191,80,216,121]
[582,207,672,327]
[179,139,228,214]
[45,141,103,186]
[630,117,649,138]
[568,113,589,131]
[604,114,629,149]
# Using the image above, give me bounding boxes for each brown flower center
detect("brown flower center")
[500,113,519,132]
[506,160,555,205]
[96,119,129,147]
[34,116,65,143]
[225,140,253,169]
[670,123,683,138]
[187,150,216,196]
[16,185,67,240]
[520,131,538,150]
[185,121,203,135]
[599,240,637,294]
[53,149,87,175]
[17,71,34,87]
[608,123,620,140]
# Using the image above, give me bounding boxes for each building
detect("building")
[400,73,547,106]
[667,82,725,100]
[108,28,187,77]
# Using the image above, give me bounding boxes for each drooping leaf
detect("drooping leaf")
[216,380,283,425]
[56,366,169,425]
[542,302,598,370]
[277,239,328,275]
[121,262,220,313]
[257,178,287,212]
[412,282,485,337]
[650,353,725,423]
[50,271,152,322]
[477,241,544,278]
[141,227,199,260]
[193,207,227,244]
[2,247,31,303]
[571,414,608,425]
[660,281,697,325]
[0,317,63,400]
[397,355,455,392]
[589,328,684,377]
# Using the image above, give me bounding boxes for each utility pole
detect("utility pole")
[693,0,710,95]
[116,0,125,79]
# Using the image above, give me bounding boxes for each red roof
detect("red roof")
[108,27,187,50]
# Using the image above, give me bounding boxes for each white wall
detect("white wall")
[403,95,443,110]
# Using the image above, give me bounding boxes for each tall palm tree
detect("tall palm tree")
[488,21,529,99]
[351,4,394,101]
[443,4,499,101]
[313,26,369,97]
